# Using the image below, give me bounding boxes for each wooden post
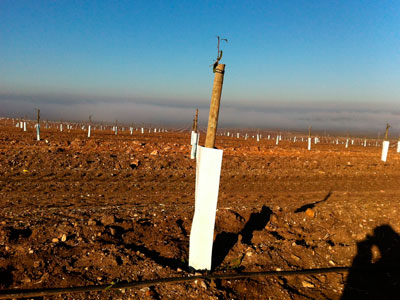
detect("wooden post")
[37,109,40,124]
[384,123,390,141]
[308,126,311,138]
[194,108,198,132]
[205,64,225,148]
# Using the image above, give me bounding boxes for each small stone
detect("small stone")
[200,280,207,289]
[302,280,314,288]
[270,214,278,224]
[97,276,102,281]
[145,289,155,297]
[88,219,96,226]
[210,280,217,288]
[177,268,182,272]
[305,208,315,218]
[329,260,336,266]
[101,215,115,226]
[61,234,67,242]
[246,251,253,257]
[291,254,301,262]
[194,272,202,276]
[150,150,159,155]
[52,238,59,243]
[33,261,40,268]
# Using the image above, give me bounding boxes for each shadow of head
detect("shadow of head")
[341,224,400,300]
[371,225,400,259]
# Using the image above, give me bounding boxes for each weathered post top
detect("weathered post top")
[194,108,199,132]
[89,115,92,124]
[308,126,311,138]
[384,123,390,141]
[205,64,225,148]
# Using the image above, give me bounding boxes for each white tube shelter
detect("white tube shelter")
[381,141,389,162]
[189,146,223,270]
[190,131,200,159]
[36,124,40,141]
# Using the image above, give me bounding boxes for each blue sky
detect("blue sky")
[1,1,399,132]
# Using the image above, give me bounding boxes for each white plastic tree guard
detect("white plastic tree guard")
[189,146,223,270]
[190,131,200,159]
[88,125,91,138]
[381,141,389,162]
[308,137,312,151]
[36,124,40,141]
[397,141,400,153]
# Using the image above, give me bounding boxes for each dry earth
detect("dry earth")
[1,121,400,299]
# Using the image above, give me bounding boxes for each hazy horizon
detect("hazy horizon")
[1,91,399,136]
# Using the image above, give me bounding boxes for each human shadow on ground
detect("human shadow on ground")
[341,225,400,300]
[212,205,272,270]
[294,191,332,213]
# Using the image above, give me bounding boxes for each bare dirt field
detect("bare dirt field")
[1,122,400,299]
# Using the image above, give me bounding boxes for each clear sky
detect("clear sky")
[1,0,399,133]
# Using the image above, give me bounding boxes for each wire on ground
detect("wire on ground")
[0,266,397,299]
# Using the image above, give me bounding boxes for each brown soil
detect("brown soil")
[1,122,400,299]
